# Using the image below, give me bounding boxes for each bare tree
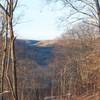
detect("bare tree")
[0,0,18,100]
[47,0,100,32]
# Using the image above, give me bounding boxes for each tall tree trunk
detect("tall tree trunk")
[8,15,18,100]
[8,0,18,99]
[1,20,7,100]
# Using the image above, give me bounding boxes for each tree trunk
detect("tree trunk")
[8,15,18,100]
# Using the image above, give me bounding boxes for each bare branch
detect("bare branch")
[66,0,95,19]
[0,3,6,13]
[13,0,18,11]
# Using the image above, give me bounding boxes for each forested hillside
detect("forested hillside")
[4,36,100,100]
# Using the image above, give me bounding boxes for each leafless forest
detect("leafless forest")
[0,0,100,100]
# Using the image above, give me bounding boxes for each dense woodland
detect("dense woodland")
[0,0,100,100]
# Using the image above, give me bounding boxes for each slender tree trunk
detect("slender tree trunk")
[1,40,6,100]
[8,15,18,100]
[1,20,7,100]
[8,1,18,99]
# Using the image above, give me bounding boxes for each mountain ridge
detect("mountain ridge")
[15,39,56,67]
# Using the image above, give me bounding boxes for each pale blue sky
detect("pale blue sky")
[14,0,66,40]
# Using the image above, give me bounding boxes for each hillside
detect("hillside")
[15,39,55,67]
[2,38,100,100]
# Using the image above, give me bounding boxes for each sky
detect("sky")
[14,0,66,40]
